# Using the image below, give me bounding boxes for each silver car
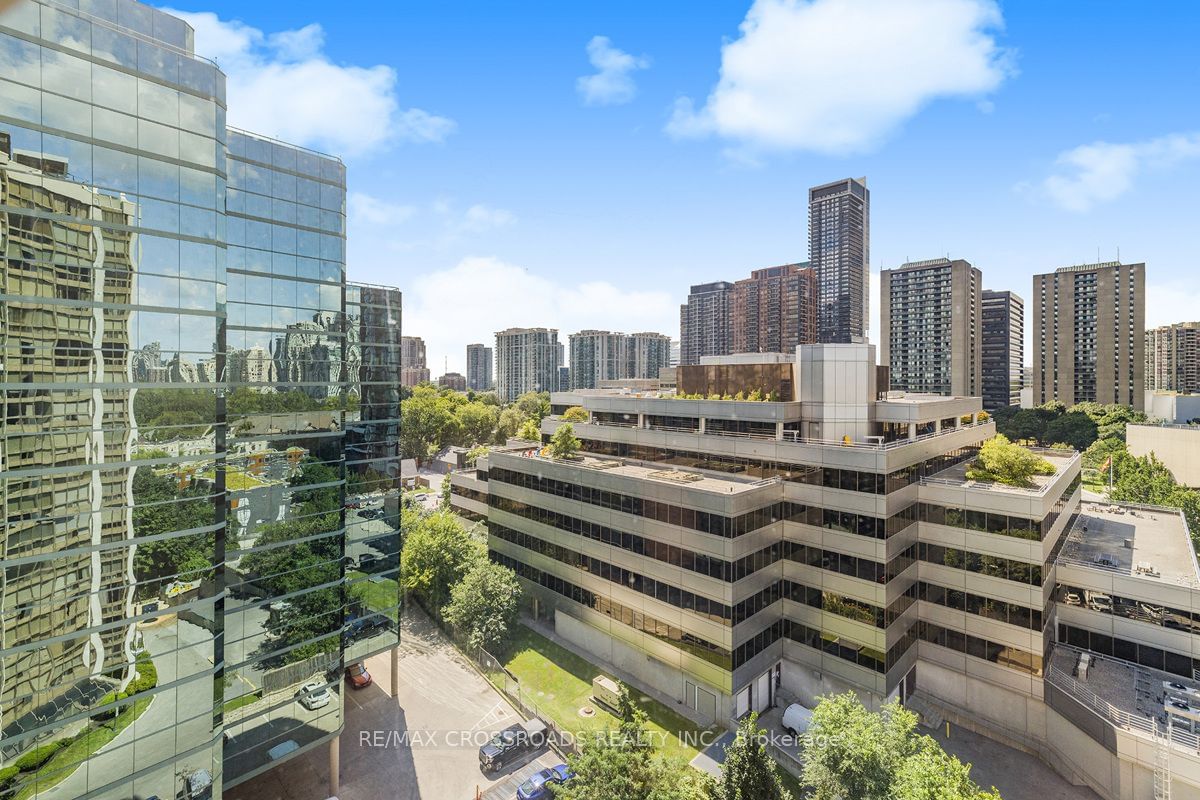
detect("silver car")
[295,680,332,710]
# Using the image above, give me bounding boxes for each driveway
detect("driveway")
[226,604,559,800]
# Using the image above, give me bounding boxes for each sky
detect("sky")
[164,0,1200,376]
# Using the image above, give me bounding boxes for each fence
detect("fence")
[260,650,339,694]
[468,644,579,757]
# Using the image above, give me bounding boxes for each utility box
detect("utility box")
[592,675,621,712]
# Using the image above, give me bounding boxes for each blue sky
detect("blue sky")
[167,0,1200,375]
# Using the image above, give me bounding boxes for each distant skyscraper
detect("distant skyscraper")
[880,258,981,396]
[730,263,818,355]
[1033,261,1145,410]
[669,340,681,368]
[982,290,1025,409]
[1146,322,1200,394]
[569,331,629,389]
[495,327,561,401]
[438,372,468,391]
[627,332,672,379]
[680,281,735,365]
[466,343,494,391]
[809,177,870,343]
[400,335,430,387]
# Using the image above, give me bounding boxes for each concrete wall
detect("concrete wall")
[1128,424,1200,488]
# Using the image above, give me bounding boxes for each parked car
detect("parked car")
[267,740,299,761]
[478,718,547,774]
[345,662,372,689]
[517,763,574,799]
[182,768,213,800]
[295,680,331,710]
[781,703,813,738]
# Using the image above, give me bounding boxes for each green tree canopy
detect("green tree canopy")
[517,418,542,442]
[400,510,485,614]
[720,713,790,800]
[562,405,589,422]
[514,391,551,422]
[457,402,500,446]
[892,740,1000,800]
[802,694,919,800]
[496,406,527,442]
[441,560,521,651]
[1043,411,1097,451]
[965,435,1056,488]
[550,423,581,459]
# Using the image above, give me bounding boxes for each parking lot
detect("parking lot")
[226,604,561,800]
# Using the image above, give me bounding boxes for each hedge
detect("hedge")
[13,741,66,771]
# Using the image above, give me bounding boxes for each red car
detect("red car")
[345,663,372,689]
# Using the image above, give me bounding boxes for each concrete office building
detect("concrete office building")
[454,343,1200,798]
[982,290,1025,410]
[1146,322,1200,395]
[680,281,735,366]
[880,259,982,397]
[438,372,467,391]
[400,335,430,387]
[1032,262,1146,411]
[810,177,870,343]
[730,264,818,356]
[495,327,561,402]
[1127,424,1200,488]
[466,342,494,391]
[0,4,400,798]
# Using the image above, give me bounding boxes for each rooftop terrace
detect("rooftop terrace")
[922,448,1079,495]
[1058,502,1198,588]
[503,449,776,495]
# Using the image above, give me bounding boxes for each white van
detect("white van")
[781,703,812,737]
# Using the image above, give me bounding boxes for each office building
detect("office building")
[569,331,629,390]
[670,340,681,368]
[466,343,494,391]
[400,335,430,387]
[1146,322,1200,394]
[0,3,399,798]
[981,290,1025,409]
[810,177,870,343]
[1127,424,1200,487]
[558,366,571,393]
[453,342,1200,798]
[439,372,468,391]
[879,258,982,397]
[730,264,818,355]
[495,327,560,402]
[680,281,735,365]
[1032,262,1145,410]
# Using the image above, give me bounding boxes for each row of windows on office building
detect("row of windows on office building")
[1057,584,1200,634]
[918,473,1080,542]
[488,466,918,540]
[488,491,1049,596]
[576,439,980,495]
[918,582,1047,632]
[1057,624,1197,680]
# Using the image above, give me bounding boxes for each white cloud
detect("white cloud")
[162,8,454,156]
[460,204,517,233]
[1147,280,1200,331]
[1040,133,1200,212]
[667,0,1012,155]
[348,192,416,226]
[404,257,677,374]
[576,36,650,106]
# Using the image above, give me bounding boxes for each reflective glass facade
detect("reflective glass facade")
[0,2,398,797]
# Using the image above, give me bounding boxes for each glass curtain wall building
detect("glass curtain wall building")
[0,3,401,798]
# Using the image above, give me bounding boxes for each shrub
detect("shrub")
[127,652,158,694]
[0,765,20,788]
[965,435,1056,488]
[561,406,588,422]
[549,423,581,459]
[14,741,66,772]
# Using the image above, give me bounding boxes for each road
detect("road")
[41,618,218,800]
[226,604,560,800]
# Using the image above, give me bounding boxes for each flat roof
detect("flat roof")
[517,451,770,495]
[1058,502,1198,588]
[925,449,1077,496]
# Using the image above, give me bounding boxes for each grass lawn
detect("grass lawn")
[347,570,401,620]
[14,696,153,800]
[222,691,262,714]
[494,624,713,763]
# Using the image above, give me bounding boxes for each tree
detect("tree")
[439,474,453,508]
[400,511,485,614]
[892,739,1000,800]
[515,391,551,422]
[517,418,542,442]
[1043,411,1097,451]
[441,561,521,650]
[965,435,1056,488]
[1110,452,1200,534]
[497,406,526,442]
[400,388,454,460]
[550,423,581,459]
[562,405,589,422]
[801,693,919,800]
[720,713,790,800]
[458,402,500,445]
[997,408,1046,444]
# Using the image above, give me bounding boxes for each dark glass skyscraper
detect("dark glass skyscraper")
[809,177,869,343]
